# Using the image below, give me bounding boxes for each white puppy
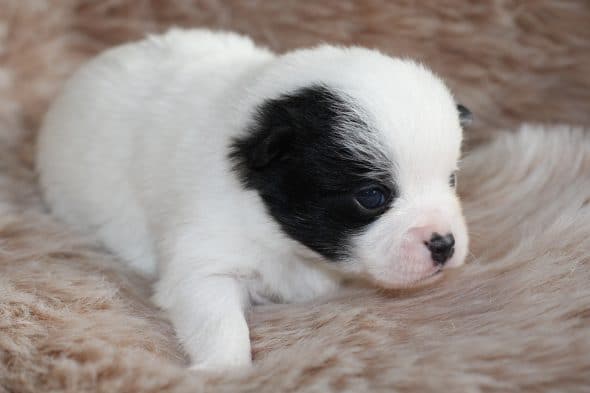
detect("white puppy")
[36,29,470,370]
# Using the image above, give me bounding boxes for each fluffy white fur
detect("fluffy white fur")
[36,29,467,370]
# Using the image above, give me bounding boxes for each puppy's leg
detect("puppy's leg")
[154,273,252,371]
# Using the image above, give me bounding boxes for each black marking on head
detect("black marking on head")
[457,104,473,126]
[449,171,457,188]
[229,85,396,261]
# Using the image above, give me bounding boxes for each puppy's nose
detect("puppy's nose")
[425,233,455,265]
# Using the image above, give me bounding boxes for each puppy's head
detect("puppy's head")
[231,46,470,288]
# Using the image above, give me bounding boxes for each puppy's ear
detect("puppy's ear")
[457,104,473,127]
[248,125,294,168]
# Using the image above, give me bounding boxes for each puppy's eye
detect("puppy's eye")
[355,186,389,210]
[449,172,457,188]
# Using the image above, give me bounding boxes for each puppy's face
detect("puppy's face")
[231,55,469,288]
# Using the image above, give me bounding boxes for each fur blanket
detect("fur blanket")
[1,1,589,392]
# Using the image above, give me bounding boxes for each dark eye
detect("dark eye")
[449,172,457,188]
[355,186,389,210]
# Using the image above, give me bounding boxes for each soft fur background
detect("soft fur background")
[1,1,589,392]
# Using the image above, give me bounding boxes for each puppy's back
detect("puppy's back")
[36,29,271,275]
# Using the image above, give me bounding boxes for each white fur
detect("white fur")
[36,29,467,370]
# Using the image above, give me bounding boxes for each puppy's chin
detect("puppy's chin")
[360,246,467,289]
[331,258,446,290]
[360,263,443,289]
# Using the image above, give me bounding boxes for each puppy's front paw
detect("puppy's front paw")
[189,360,252,374]
[155,274,253,374]
[188,348,252,373]
[180,301,253,373]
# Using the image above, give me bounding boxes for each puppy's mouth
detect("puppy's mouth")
[409,267,444,287]
[366,265,445,290]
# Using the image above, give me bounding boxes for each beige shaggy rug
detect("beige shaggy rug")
[1,1,589,392]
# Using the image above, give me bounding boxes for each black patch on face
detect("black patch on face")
[229,85,396,261]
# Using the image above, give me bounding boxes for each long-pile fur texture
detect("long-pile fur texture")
[1,1,589,392]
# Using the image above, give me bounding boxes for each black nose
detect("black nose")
[425,233,455,265]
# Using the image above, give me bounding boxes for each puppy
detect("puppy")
[36,29,470,370]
